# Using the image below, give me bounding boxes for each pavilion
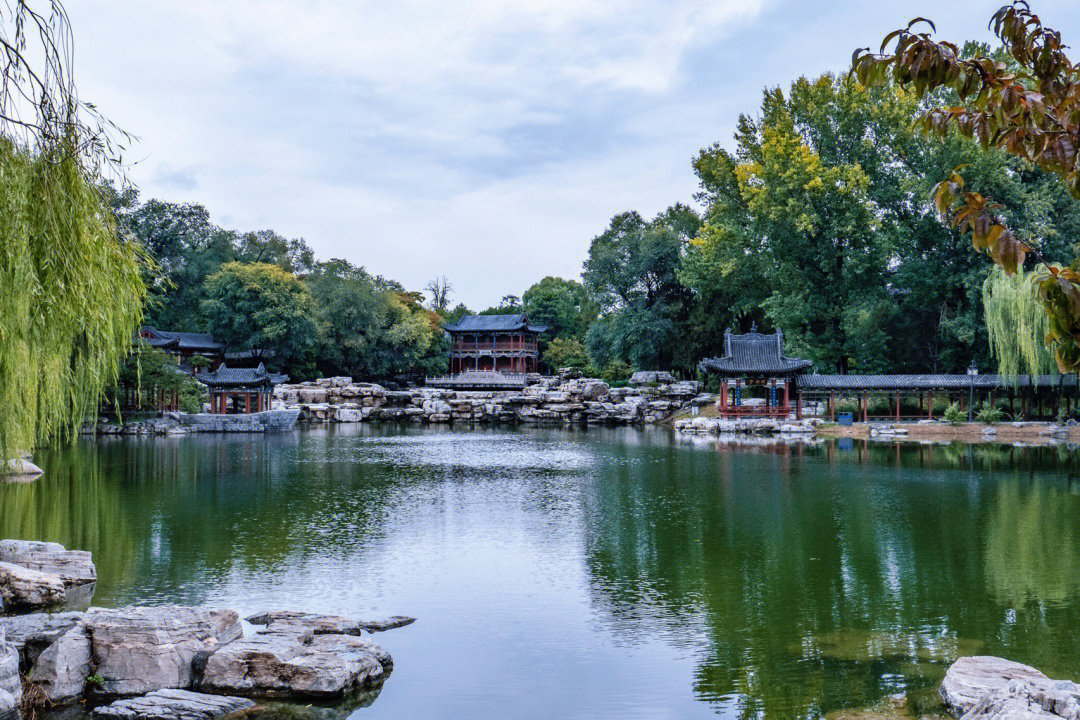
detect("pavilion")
[139,327,225,371]
[698,326,813,419]
[441,314,548,374]
[198,363,286,414]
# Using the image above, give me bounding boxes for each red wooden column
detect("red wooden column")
[928,391,934,419]
[861,392,868,423]
[895,391,900,421]
[796,390,802,420]
[829,392,836,422]
[719,381,728,415]
[783,379,790,413]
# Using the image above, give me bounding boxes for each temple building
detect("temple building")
[698,326,813,419]
[139,327,225,371]
[198,363,286,414]
[442,314,547,374]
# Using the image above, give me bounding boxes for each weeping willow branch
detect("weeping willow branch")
[0,1,145,462]
[983,266,1057,383]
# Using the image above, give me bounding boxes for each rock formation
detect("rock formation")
[92,689,255,720]
[940,655,1080,719]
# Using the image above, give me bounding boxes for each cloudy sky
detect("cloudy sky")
[69,1,1078,309]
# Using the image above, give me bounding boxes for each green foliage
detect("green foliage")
[582,206,699,372]
[522,277,596,340]
[201,263,319,377]
[975,402,1005,425]
[86,673,104,689]
[107,345,206,413]
[983,266,1057,378]
[857,3,1080,370]
[943,402,964,425]
[599,359,633,384]
[542,337,589,372]
[305,259,447,379]
[0,142,146,458]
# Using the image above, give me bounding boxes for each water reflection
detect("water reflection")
[2,430,1080,719]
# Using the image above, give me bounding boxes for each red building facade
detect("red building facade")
[443,314,547,374]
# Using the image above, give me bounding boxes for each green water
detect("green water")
[3,426,1080,719]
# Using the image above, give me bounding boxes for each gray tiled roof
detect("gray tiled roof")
[797,374,1074,391]
[699,330,813,376]
[443,314,547,333]
[198,363,278,388]
[141,327,224,352]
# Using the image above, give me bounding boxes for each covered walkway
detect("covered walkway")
[797,374,1080,422]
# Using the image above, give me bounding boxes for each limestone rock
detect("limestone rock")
[356,616,415,632]
[0,628,19,706]
[0,539,97,586]
[0,561,65,610]
[0,689,15,720]
[199,626,391,698]
[0,611,84,666]
[1,457,44,480]
[246,611,364,636]
[940,656,1048,717]
[29,621,91,703]
[93,689,256,720]
[86,606,242,696]
[960,677,1080,719]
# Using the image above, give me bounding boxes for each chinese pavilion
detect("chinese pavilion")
[442,314,548,374]
[139,327,225,371]
[698,326,813,419]
[198,363,285,414]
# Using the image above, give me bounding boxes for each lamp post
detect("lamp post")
[967,361,979,421]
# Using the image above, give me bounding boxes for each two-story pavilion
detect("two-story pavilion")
[443,314,547,374]
[139,327,225,371]
[698,326,813,419]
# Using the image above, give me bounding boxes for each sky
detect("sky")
[67,1,1080,310]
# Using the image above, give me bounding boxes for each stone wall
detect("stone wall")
[274,376,714,426]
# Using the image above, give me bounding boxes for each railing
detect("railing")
[452,342,537,352]
[426,371,528,390]
[717,404,792,418]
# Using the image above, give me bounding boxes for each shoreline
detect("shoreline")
[814,420,1080,445]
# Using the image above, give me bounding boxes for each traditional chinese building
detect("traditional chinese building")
[198,363,285,414]
[442,314,547,374]
[139,327,225,371]
[698,326,813,418]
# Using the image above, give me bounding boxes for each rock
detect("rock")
[1,457,44,480]
[0,627,19,705]
[0,611,84,666]
[246,611,364,636]
[92,689,256,720]
[85,606,242,696]
[0,689,14,720]
[960,677,1080,719]
[0,539,97,586]
[199,626,391,698]
[357,616,415,633]
[630,371,676,386]
[0,561,65,610]
[28,621,91,703]
[940,656,1048,717]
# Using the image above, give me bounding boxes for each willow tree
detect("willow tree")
[0,2,146,463]
[983,266,1056,378]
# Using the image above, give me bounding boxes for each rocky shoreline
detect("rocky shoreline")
[0,540,412,720]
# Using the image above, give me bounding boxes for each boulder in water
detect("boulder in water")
[0,540,96,587]
[92,689,255,720]
[0,561,65,611]
[85,606,241,696]
[940,656,1050,716]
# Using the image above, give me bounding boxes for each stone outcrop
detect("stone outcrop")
[939,656,1070,718]
[0,458,43,481]
[93,689,255,720]
[275,376,711,427]
[673,416,819,436]
[199,624,390,698]
[0,611,84,665]
[0,540,96,587]
[85,606,242,696]
[0,562,65,612]
[28,621,92,703]
[95,409,300,436]
[0,689,14,720]
[0,626,19,708]
[246,611,415,635]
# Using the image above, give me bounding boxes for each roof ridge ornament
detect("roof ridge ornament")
[750,321,758,333]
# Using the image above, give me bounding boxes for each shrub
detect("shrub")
[943,402,964,425]
[975,402,1004,425]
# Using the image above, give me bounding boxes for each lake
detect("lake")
[3,425,1080,719]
